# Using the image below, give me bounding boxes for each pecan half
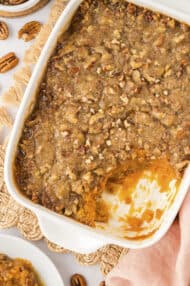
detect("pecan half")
[70,274,87,286]
[0,21,9,40]
[0,52,19,73]
[18,21,42,42]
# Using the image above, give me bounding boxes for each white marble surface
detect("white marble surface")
[0,2,103,285]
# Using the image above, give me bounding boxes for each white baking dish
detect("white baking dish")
[4,0,190,254]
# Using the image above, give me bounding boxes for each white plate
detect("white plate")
[0,234,64,286]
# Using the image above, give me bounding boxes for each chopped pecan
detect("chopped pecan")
[144,11,153,22]
[127,3,137,15]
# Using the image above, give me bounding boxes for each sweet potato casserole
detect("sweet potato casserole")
[14,0,190,228]
[0,254,42,286]
[0,0,27,5]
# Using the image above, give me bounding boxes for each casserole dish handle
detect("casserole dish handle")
[37,214,109,254]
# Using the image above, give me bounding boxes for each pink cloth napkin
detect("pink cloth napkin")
[106,190,190,286]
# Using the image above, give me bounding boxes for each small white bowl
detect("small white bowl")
[0,0,48,17]
[0,234,64,286]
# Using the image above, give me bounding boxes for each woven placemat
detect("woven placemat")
[0,0,127,275]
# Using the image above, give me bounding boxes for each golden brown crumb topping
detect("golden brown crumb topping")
[15,0,190,227]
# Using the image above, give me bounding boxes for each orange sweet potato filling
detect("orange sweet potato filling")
[0,254,42,286]
[77,158,180,228]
